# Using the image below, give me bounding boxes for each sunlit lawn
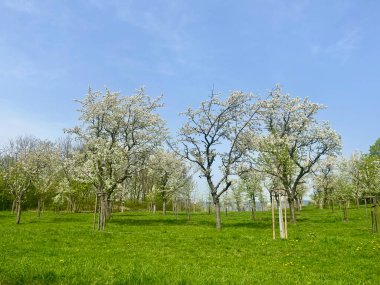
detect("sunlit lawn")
[0,206,379,284]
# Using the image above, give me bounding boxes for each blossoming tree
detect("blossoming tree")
[66,88,166,230]
[2,136,39,224]
[28,140,61,217]
[173,90,261,230]
[246,86,341,222]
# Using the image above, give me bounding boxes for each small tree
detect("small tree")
[347,152,365,208]
[231,181,244,212]
[148,150,192,215]
[312,157,336,209]
[29,140,61,217]
[238,171,264,220]
[332,158,354,221]
[2,136,39,224]
[357,154,380,196]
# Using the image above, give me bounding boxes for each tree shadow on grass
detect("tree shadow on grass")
[110,217,187,227]
[223,221,271,229]
[46,216,91,223]
[115,213,152,217]
[0,214,10,219]
[110,217,272,229]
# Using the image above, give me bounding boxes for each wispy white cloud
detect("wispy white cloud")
[326,29,360,56]
[310,29,361,62]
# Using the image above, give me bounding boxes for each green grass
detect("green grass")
[0,207,379,284]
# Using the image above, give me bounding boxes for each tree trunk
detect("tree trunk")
[16,196,22,224]
[186,199,191,221]
[295,198,299,211]
[251,194,256,221]
[93,194,98,230]
[342,202,348,222]
[37,199,43,218]
[373,204,379,233]
[11,199,16,214]
[106,194,112,221]
[173,200,178,219]
[298,197,303,211]
[323,190,328,208]
[288,197,296,223]
[98,192,108,230]
[213,196,222,231]
[162,197,167,215]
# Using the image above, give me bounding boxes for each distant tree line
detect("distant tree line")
[312,138,380,217]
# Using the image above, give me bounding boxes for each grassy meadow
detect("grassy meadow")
[0,206,379,284]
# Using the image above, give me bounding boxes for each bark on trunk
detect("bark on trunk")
[288,197,296,223]
[162,197,167,215]
[16,197,22,224]
[11,199,16,214]
[213,196,222,231]
[93,194,98,230]
[342,201,349,222]
[186,199,191,221]
[97,192,109,230]
[37,199,43,218]
[298,197,303,211]
[173,200,178,219]
[323,190,328,208]
[105,193,112,221]
[251,194,256,221]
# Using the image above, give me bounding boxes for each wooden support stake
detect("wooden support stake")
[272,192,276,240]
[284,193,288,239]
[279,192,284,239]
[364,198,370,232]
[93,193,98,230]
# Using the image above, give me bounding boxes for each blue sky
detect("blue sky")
[0,0,379,157]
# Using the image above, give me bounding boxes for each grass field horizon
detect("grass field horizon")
[0,206,379,284]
